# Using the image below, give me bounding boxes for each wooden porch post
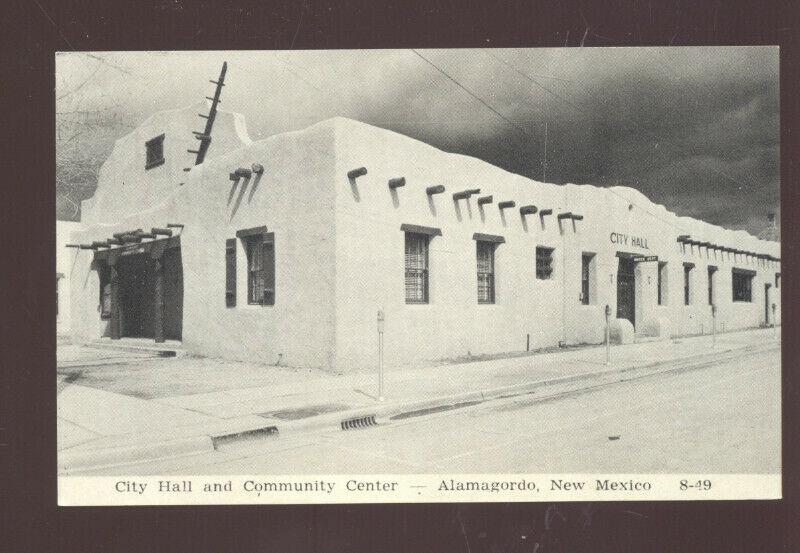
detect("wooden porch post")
[109,264,120,340]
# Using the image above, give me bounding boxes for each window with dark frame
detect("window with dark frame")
[657,262,667,305]
[145,134,165,170]
[536,247,554,280]
[776,273,781,288]
[581,253,594,305]
[405,232,429,304]
[683,264,693,305]
[236,227,274,306]
[476,241,496,304]
[732,269,754,302]
[707,266,717,306]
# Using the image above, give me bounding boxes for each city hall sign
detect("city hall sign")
[610,232,650,250]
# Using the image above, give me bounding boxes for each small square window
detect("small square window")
[145,134,165,170]
[536,247,554,280]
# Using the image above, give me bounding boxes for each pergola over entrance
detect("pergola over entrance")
[93,236,182,343]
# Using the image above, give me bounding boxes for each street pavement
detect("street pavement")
[79,346,780,475]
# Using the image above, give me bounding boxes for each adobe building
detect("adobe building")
[64,90,781,372]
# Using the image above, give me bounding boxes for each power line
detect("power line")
[410,49,532,139]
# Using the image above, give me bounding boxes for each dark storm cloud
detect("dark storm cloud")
[56,48,779,236]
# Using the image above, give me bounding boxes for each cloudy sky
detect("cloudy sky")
[56,48,779,237]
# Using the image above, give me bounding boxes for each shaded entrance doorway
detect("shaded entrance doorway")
[617,257,636,328]
[118,253,155,338]
[96,236,183,343]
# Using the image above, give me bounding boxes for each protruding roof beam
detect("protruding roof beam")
[151,228,173,237]
[519,205,538,216]
[677,235,690,243]
[79,244,98,250]
[252,163,265,175]
[65,244,80,248]
[234,168,252,179]
[477,195,493,206]
[167,223,184,229]
[91,241,110,249]
[498,200,516,210]
[388,177,406,189]
[347,167,367,180]
[426,185,445,195]
[539,208,553,216]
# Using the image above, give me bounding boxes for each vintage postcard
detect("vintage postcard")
[55,48,781,505]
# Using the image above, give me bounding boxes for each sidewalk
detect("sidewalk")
[58,326,780,472]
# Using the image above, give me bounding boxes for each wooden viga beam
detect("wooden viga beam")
[498,200,515,210]
[348,167,367,180]
[388,177,406,189]
[426,185,445,195]
[519,205,538,216]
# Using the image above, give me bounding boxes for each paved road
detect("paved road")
[94,347,781,475]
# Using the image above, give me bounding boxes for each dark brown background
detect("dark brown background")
[3,1,798,551]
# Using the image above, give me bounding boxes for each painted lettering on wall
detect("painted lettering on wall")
[609,232,649,250]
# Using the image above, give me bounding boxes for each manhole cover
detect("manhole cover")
[260,403,349,421]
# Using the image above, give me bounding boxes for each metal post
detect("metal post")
[377,310,385,401]
[604,304,611,365]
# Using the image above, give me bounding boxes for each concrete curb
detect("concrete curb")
[219,341,774,440]
[60,340,778,472]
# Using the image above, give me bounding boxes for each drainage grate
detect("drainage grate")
[341,415,378,430]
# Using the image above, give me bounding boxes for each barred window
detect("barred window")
[405,232,429,303]
[239,228,275,306]
[536,247,554,280]
[477,241,495,304]
[732,269,754,302]
[581,253,594,304]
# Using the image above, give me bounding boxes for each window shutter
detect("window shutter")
[225,238,236,307]
[263,239,275,306]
